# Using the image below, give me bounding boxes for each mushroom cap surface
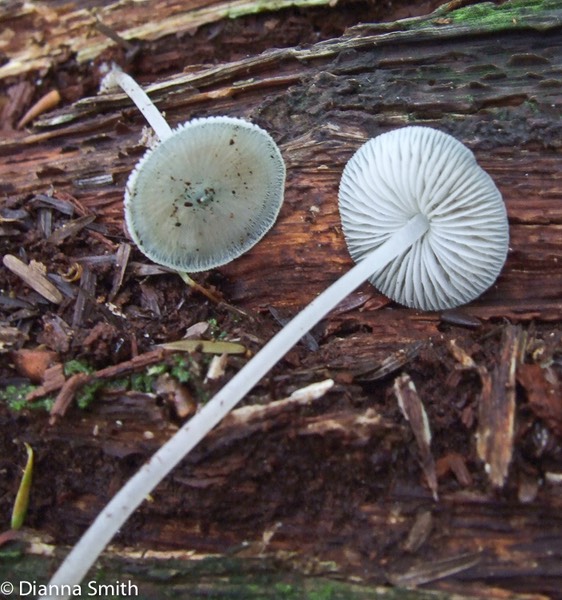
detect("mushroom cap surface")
[125,116,285,272]
[338,126,509,311]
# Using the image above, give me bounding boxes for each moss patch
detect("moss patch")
[448,0,557,28]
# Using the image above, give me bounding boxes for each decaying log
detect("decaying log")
[1,1,562,599]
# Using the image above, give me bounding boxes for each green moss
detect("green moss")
[76,380,103,409]
[0,383,35,410]
[169,354,193,383]
[1,355,202,413]
[0,383,54,412]
[63,358,95,377]
[448,0,554,27]
[400,0,557,32]
[130,371,157,393]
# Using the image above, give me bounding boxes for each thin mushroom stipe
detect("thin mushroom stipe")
[101,69,172,141]
[43,121,508,598]
[43,216,428,599]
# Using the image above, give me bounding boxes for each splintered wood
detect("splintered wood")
[517,362,562,437]
[477,326,524,488]
[393,372,438,501]
[2,254,63,304]
[450,328,527,489]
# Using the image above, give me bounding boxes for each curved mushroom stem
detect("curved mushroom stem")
[102,68,173,141]
[42,213,429,600]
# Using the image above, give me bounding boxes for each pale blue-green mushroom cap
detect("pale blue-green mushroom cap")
[125,116,285,272]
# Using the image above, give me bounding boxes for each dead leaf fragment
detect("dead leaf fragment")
[159,339,245,355]
[11,348,58,383]
[3,255,63,304]
[17,89,61,129]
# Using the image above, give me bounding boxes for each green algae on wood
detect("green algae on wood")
[447,0,560,29]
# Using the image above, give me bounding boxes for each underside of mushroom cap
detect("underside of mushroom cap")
[338,126,509,311]
[125,116,285,272]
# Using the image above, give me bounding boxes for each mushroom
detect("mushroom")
[339,126,508,310]
[43,126,508,599]
[103,68,285,273]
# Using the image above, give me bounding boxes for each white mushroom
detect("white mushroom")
[339,126,508,310]
[103,68,285,272]
[43,126,508,600]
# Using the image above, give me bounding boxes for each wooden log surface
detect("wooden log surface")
[1,1,562,598]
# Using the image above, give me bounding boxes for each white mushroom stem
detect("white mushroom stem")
[102,68,172,141]
[42,213,428,600]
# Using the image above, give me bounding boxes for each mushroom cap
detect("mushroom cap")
[338,126,509,311]
[125,116,285,272]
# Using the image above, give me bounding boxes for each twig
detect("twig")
[95,18,140,62]
[17,90,61,129]
[46,348,170,419]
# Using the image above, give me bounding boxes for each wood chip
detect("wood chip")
[517,363,562,437]
[477,325,525,488]
[388,552,481,588]
[72,265,96,328]
[403,510,433,553]
[205,353,228,381]
[154,373,197,419]
[3,254,63,304]
[30,193,76,216]
[139,282,161,316]
[0,321,28,352]
[109,242,131,301]
[435,452,473,487]
[357,341,423,381]
[226,379,334,424]
[394,372,438,500]
[47,214,96,245]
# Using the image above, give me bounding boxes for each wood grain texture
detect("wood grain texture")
[1,2,562,599]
